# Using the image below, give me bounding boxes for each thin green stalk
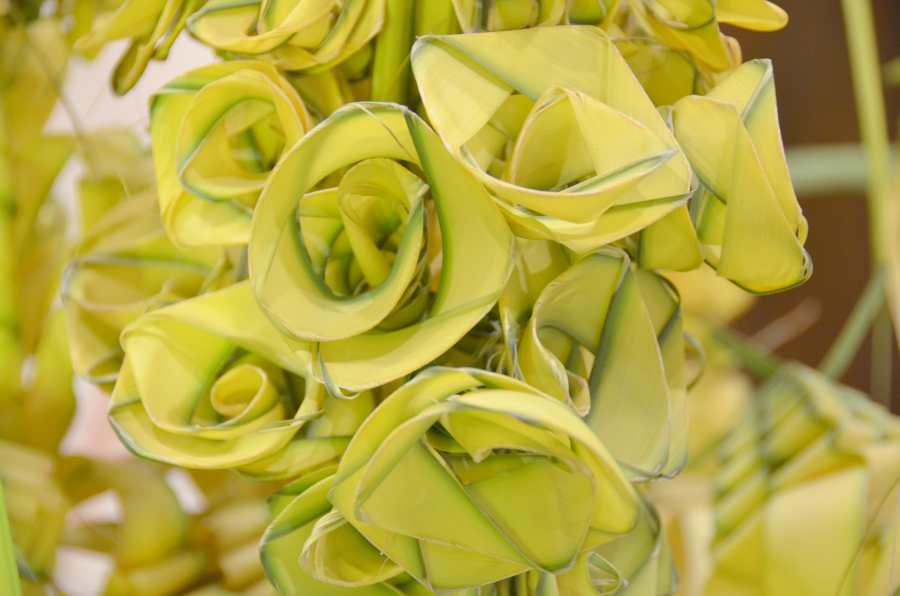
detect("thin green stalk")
[886,57,900,87]
[0,479,22,596]
[784,144,900,197]
[840,0,896,403]
[889,152,900,394]
[840,0,892,260]
[872,306,893,406]
[785,144,870,197]
[819,265,887,379]
[713,327,782,380]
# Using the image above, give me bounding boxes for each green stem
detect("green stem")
[414,0,458,35]
[840,0,896,402]
[818,265,886,379]
[712,327,782,380]
[370,0,416,103]
[0,479,22,596]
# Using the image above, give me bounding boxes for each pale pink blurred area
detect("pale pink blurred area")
[53,547,115,596]
[57,491,121,596]
[59,378,130,461]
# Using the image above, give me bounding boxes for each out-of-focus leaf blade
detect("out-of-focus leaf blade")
[0,477,21,596]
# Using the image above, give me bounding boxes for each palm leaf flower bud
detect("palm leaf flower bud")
[658,366,900,596]
[672,59,811,293]
[709,366,900,596]
[108,283,375,480]
[625,0,787,73]
[269,368,641,593]
[261,473,673,595]
[605,7,745,104]
[411,27,694,254]
[150,61,315,247]
[62,195,224,392]
[504,244,686,480]
[74,0,208,95]
[186,0,384,72]
[442,0,748,85]
[248,102,514,393]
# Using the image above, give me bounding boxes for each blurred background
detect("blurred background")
[725,0,900,408]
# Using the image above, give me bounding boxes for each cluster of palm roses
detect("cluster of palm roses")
[31,0,898,595]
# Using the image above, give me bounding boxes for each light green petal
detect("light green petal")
[76,0,205,94]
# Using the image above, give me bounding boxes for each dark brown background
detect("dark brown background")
[723,0,900,408]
